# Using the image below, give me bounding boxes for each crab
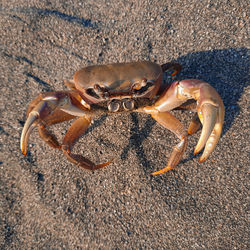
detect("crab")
[20,61,224,175]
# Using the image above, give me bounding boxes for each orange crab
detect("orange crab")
[20,61,224,175]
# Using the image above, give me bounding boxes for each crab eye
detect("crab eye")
[123,99,134,110]
[86,88,100,99]
[108,100,120,112]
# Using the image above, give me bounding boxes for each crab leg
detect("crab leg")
[161,62,182,76]
[150,112,188,175]
[62,116,112,170]
[36,109,76,149]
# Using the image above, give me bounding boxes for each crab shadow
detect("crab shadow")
[4,7,99,29]
[120,48,248,175]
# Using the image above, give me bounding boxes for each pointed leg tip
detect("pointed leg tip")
[151,166,173,176]
[20,147,27,156]
[194,145,204,155]
[150,172,158,176]
[94,158,114,169]
[198,157,206,163]
[193,149,199,155]
[103,158,114,167]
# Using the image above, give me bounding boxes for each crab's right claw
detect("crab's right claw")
[20,91,88,156]
[20,100,48,155]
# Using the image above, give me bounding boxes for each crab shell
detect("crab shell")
[73,61,163,104]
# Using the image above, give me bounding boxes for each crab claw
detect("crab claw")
[149,79,224,166]
[20,91,88,156]
[178,79,225,162]
[20,100,48,155]
[194,104,218,158]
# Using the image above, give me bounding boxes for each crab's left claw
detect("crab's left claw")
[173,79,224,163]
[187,80,225,162]
[142,79,224,168]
